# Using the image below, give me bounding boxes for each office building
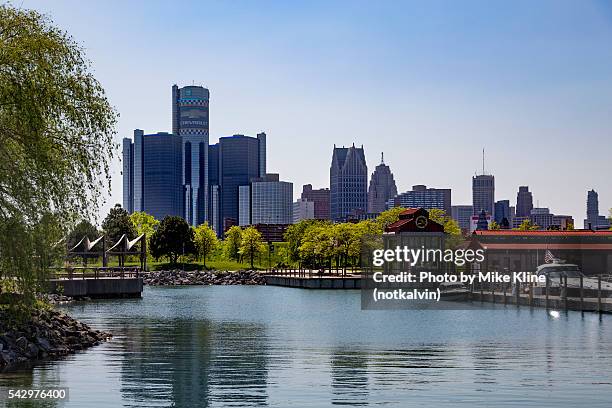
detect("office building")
[123,130,183,220]
[293,198,315,223]
[330,144,368,221]
[301,184,330,220]
[552,215,574,230]
[390,185,451,215]
[242,174,293,225]
[451,205,473,231]
[367,153,398,214]
[122,138,134,213]
[530,207,553,230]
[494,200,511,225]
[172,84,210,226]
[516,186,533,218]
[472,174,495,217]
[584,189,611,230]
[214,134,266,233]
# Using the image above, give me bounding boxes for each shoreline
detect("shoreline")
[0,308,111,371]
[143,269,266,286]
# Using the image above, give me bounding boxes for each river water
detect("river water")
[1,285,612,407]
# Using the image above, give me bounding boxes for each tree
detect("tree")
[376,207,405,231]
[517,219,539,231]
[149,216,195,265]
[224,226,243,262]
[239,227,265,269]
[194,223,219,269]
[489,220,501,230]
[284,219,326,264]
[0,5,117,307]
[130,211,159,256]
[102,204,136,246]
[66,220,100,249]
[428,209,462,248]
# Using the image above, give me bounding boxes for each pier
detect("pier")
[47,267,143,298]
[264,270,361,289]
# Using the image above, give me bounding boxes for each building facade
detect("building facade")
[214,134,266,233]
[367,153,398,214]
[250,174,293,225]
[301,184,330,220]
[293,198,315,224]
[390,185,451,215]
[123,130,183,220]
[584,189,611,230]
[530,207,553,230]
[516,186,533,218]
[494,200,511,224]
[451,205,473,231]
[172,84,210,226]
[330,144,368,221]
[472,174,495,217]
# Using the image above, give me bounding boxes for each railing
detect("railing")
[49,266,141,280]
[261,268,362,278]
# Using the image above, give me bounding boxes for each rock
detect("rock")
[15,336,28,351]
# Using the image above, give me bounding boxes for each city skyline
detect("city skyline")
[22,0,612,224]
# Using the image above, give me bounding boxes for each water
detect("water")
[1,286,612,407]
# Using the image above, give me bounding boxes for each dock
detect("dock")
[264,271,361,289]
[47,267,143,299]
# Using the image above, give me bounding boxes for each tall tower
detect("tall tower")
[367,152,398,214]
[330,144,368,221]
[516,186,534,217]
[586,189,599,221]
[172,84,210,226]
[472,149,494,218]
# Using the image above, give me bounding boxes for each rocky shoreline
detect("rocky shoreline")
[0,308,111,370]
[143,270,266,286]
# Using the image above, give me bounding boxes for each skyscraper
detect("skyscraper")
[516,186,533,217]
[301,184,330,220]
[494,200,510,224]
[584,189,611,229]
[367,152,398,214]
[451,205,473,231]
[390,185,451,214]
[123,130,183,220]
[293,198,315,223]
[330,144,368,221]
[172,84,209,226]
[216,134,265,233]
[472,174,495,217]
[249,174,293,225]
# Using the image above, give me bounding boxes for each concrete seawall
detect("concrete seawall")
[265,275,361,289]
[48,278,143,298]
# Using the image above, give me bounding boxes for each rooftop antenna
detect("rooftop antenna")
[381,152,384,164]
[482,148,485,175]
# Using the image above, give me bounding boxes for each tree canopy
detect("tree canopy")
[102,204,136,246]
[239,227,265,269]
[0,5,117,306]
[149,216,195,265]
[194,223,219,269]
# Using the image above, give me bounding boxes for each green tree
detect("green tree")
[194,223,219,269]
[130,211,159,256]
[489,220,501,230]
[102,204,136,246]
[428,208,462,248]
[517,219,539,231]
[284,219,326,264]
[376,207,405,231]
[299,224,335,270]
[149,216,195,265]
[224,226,243,262]
[0,5,117,307]
[239,227,265,269]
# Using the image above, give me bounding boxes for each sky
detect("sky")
[19,0,612,224]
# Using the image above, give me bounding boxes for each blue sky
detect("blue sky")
[20,0,612,223]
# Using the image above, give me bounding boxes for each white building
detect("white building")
[293,198,315,223]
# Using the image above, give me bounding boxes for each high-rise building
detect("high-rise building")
[172,84,210,226]
[390,185,451,215]
[215,134,265,233]
[293,198,315,224]
[584,189,611,229]
[451,205,473,231]
[494,200,511,224]
[123,130,183,220]
[240,174,293,225]
[208,143,220,233]
[301,184,330,220]
[530,207,553,230]
[122,138,134,213]
[516,186,533,217]
[472,174,495,217]
[330,144,368,221]
[367,152,398,214]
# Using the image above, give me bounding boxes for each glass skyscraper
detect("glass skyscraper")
[330,144,368,221]
[123,130,183,220]
[172,84,209,226]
